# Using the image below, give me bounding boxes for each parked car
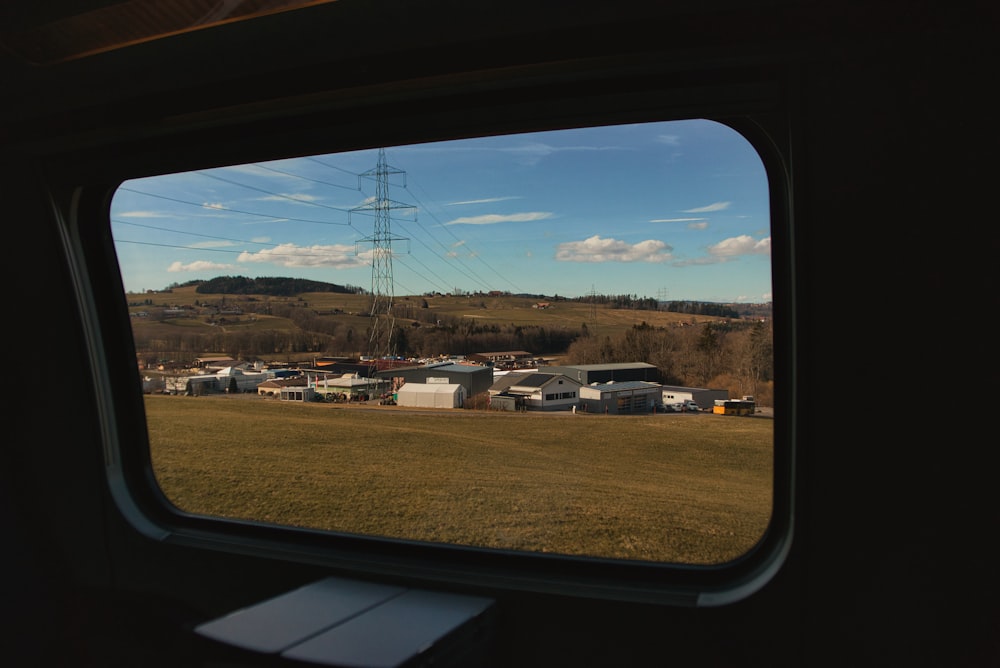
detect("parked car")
[683,400,701,412]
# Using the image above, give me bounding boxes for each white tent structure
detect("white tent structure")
[395,382,466,408]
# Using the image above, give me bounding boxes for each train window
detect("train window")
[107,118,783,601]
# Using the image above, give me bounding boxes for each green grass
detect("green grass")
[145,395,773,564]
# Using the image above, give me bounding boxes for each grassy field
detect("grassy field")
[145,395,773,565]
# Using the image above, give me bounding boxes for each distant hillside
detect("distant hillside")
[193,276,364,297]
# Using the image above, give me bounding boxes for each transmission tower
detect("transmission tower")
[589,284,598,336]
[350,148,413,386]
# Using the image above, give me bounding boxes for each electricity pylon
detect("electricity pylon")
[350,148,413,386]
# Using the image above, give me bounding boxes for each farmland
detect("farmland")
[127,284,742,359]
[146,394,773,565]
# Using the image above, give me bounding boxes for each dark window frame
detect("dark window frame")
[55,67,796,607]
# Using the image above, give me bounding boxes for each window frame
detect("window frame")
[56,68,796,607]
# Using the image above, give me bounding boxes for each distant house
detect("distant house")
[257,376,307,397]
[579,381,662,414]
[490,372,582,411]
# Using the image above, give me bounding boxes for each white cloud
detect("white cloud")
[237,243,368,269]
[189,240,238,249]
[446,196,520,206]
[649,217,706,223]
[708,235,771,258]
[119,210,170,218]
[167,260,234,273]
[656,134,680,145]
[555,235,673,263]
[258,193,321,203]
[445,212,553,226]
[683,201,731,213]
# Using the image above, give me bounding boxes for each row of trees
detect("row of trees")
[563,321,773,406]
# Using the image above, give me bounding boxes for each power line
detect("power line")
[402,175,522,293]
[111,220,359,259]
[197,171,356,215]
[250,162,362,192]
[117,187,351,226]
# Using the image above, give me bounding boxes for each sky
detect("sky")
[110,119,772,302]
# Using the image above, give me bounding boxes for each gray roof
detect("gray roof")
[508,373,577,388]
[587,381,661,393]
[376,362,489,376]
[548,362,656,371]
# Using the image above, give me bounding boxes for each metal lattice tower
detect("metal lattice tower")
[589,284,598,336]
[351,148,413,370]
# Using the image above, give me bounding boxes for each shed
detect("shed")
[279,386,315,402]
[395,382,466,408]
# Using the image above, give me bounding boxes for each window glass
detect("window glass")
[112,119,774,565]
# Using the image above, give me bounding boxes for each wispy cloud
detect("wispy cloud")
[119,210,171,218]
[555,235,673,263]
[446,196,521,206]
[167,260,235,273]
[682,201,731,213]
[445,212,553,226]
[656,134,680,145]
[237,243,368,269]
[258,193,321,203]
[649,217,706,223]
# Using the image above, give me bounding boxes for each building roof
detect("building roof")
[507,373,580,389]
[553,362,656,371]
[377,362,490,377]
[397,383,463,395]
[257,377,308,388]
[586,381,662,393]
[660,385,723,392]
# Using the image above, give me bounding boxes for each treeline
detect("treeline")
[193,276,364,296]
[570,293,742,318]
[133,315,577,362]
[564,320,773,406]
[572,293,660,310]
[662,301,741,318]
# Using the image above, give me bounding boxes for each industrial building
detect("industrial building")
[540,362,659,386]
[660,385,729,410]
[376,362,493,400]
[579,381,663,414]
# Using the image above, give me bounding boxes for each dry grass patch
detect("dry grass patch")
[145,395,772,564]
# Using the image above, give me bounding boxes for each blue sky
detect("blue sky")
[111,119,771,302]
